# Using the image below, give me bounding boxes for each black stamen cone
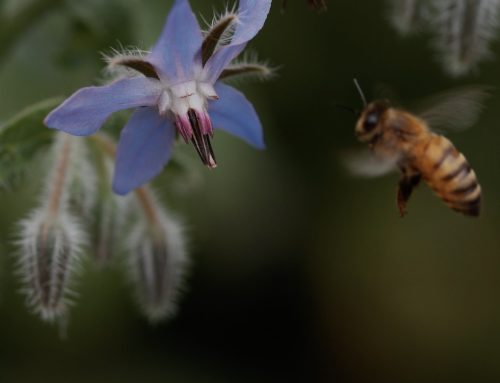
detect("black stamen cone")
[188,110,216,168]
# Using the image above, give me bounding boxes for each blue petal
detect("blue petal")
[148,0,202,82]
[232,0,272,46]
[203,44,246,84]
[209,83,264,149]
[203,0,271,82]
[45,77,161,136]
[113,107,176,195]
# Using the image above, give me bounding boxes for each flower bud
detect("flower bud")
[93,191,130,265]
[18,209,84,322]
[126,191,188,322]
[16,133,86,323]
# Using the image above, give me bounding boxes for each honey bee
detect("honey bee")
[350,79,487,217]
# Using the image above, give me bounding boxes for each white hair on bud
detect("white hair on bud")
[15,133,87,323]
[125,189,189,323]
[429,0,500,75]
[16,208,85,322]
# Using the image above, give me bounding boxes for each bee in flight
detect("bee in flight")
[347,79,487,217]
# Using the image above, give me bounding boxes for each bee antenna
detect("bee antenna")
[353,78,367,107]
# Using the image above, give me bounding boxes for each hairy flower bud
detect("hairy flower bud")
[127,190,188,322]
[93,192,130,265]
[431,0,500,76]
[89,154,131,265]
[16,133,86,323]
[18,209,84,322]
[387,0,500,76]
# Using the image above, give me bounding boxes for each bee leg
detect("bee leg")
[397,173,421,217]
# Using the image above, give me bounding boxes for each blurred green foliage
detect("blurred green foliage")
[1,0,500,383]
[0,97,60,188]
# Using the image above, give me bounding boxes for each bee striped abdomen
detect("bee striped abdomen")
[418,135,481,216]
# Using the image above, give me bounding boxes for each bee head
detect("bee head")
[355,100,390,143]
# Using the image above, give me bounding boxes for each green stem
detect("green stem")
[47,134,72,217]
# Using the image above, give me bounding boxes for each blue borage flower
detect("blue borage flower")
[45,0,272,195]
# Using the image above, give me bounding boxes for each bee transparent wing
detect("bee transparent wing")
[414,86,491,132]
[342,149,399,178]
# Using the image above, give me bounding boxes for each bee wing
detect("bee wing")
[342,149,399,178]
[414,86,491,132]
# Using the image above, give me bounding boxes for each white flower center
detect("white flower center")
[157,80,217,117]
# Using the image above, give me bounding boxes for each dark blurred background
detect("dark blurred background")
[1,0,500,382]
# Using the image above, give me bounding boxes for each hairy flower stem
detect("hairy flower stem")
[135,187,161,229]
[42,134,71,272]
[18,134,85,322]
[40,134,72,244]
[47,135,72,217]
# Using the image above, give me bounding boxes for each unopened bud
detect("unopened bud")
[127,199,188,322]
[18,209,84,322]
[93,191,130,265]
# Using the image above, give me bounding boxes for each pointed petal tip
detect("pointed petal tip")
[112,179,134,196]
[43,112,52,127]
[44,104,65,129]
[202,0,272,82]
[111,183,131,196]
[148,0,202,80]
[41,78,162,137]
[254,141,266,150]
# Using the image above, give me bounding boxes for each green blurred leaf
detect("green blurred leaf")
[57,0,136,69]
[0,97,62,189]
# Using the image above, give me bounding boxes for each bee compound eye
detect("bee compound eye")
[364,112,378,131]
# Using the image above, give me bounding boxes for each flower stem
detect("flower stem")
[48,134,72,218]
[39,133,72,244]
[134,187,161,228]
